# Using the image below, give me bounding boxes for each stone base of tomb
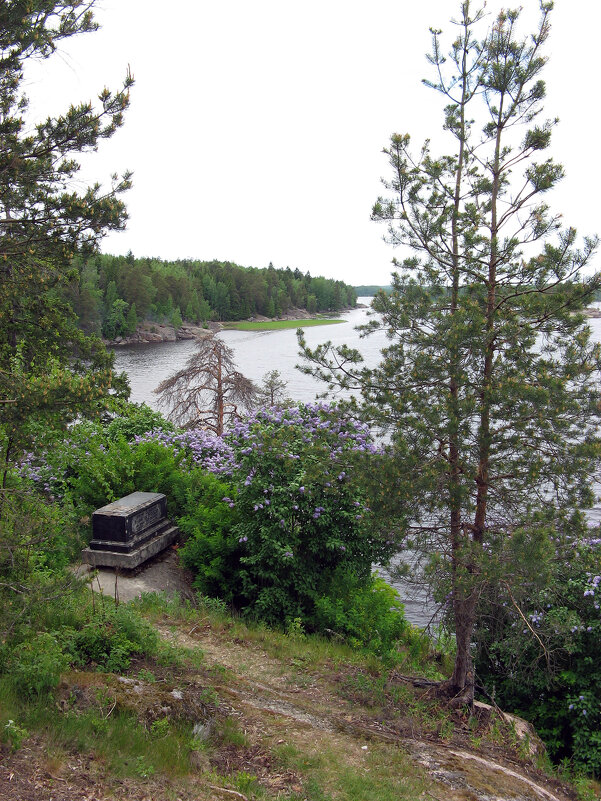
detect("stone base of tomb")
[81,524,179,570]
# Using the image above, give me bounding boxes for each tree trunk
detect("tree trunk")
[447,590,478,704]
[216,349,224,435]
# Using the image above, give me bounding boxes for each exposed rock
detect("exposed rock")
[406,740,568,801]
[474,701,547,757]
[58,671,215,727]
[177,324,213,340]
[105,322,177,346]
[105,307,356,346]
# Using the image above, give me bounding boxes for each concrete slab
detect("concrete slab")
[72,548,196,604]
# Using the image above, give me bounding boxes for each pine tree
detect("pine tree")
[0,2,133,473]
[125,302,138,336]
[259,369,289,407]
[300,1,600,703]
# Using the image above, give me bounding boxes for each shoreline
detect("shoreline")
[105,304,363,347]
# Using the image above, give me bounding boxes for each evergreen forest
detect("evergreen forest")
[70,252,357,339]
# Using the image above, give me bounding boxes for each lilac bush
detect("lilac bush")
[20,403,406,647]
[134,428,237,476]
[204,403,396,625]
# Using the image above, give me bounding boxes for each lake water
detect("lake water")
[112,300,386,407]
[113,299,601,628]
[114,300,601,407]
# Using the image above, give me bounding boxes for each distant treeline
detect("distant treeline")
[354,285,392,296]
[67,253,357,339]
[355,283,599,302]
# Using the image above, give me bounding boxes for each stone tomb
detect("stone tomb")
[81,491,179,569]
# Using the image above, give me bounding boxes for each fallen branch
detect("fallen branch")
[207,785,248,800]
[501,580,550,670]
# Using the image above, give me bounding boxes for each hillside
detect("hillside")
[0,570,587,801]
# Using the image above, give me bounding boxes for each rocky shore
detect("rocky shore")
[106,306,357,346]
[106,321,214,346]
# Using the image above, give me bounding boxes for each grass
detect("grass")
[222,318,345,331]
[273,739,426,801]
[0,682,194,780]
[129,591,449,687]
[2,590,597,801]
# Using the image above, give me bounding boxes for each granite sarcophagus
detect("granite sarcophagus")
[81,491,179,569]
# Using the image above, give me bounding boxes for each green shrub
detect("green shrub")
[219,404,396,628]
[475,536,601,776]
[0,478,81,577]
[150,717,170,739]
[105,402,174,442]
[65,603,159,672]
[176,404,403,637]
[178,471,239,601]
[8,632,68,697]
[2,719,29,751]
[312,573,411,658]
[22,421,192,521]
[2,589,160,694]
[0,482,83,647]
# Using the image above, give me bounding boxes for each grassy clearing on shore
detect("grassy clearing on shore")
[222,318,345,331]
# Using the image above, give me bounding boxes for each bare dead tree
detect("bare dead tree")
[154,334,257,434]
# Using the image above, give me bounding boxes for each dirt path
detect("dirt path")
[0,591,584,801]
[155,622,579,801]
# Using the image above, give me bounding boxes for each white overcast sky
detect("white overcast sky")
[23,0,601,286]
